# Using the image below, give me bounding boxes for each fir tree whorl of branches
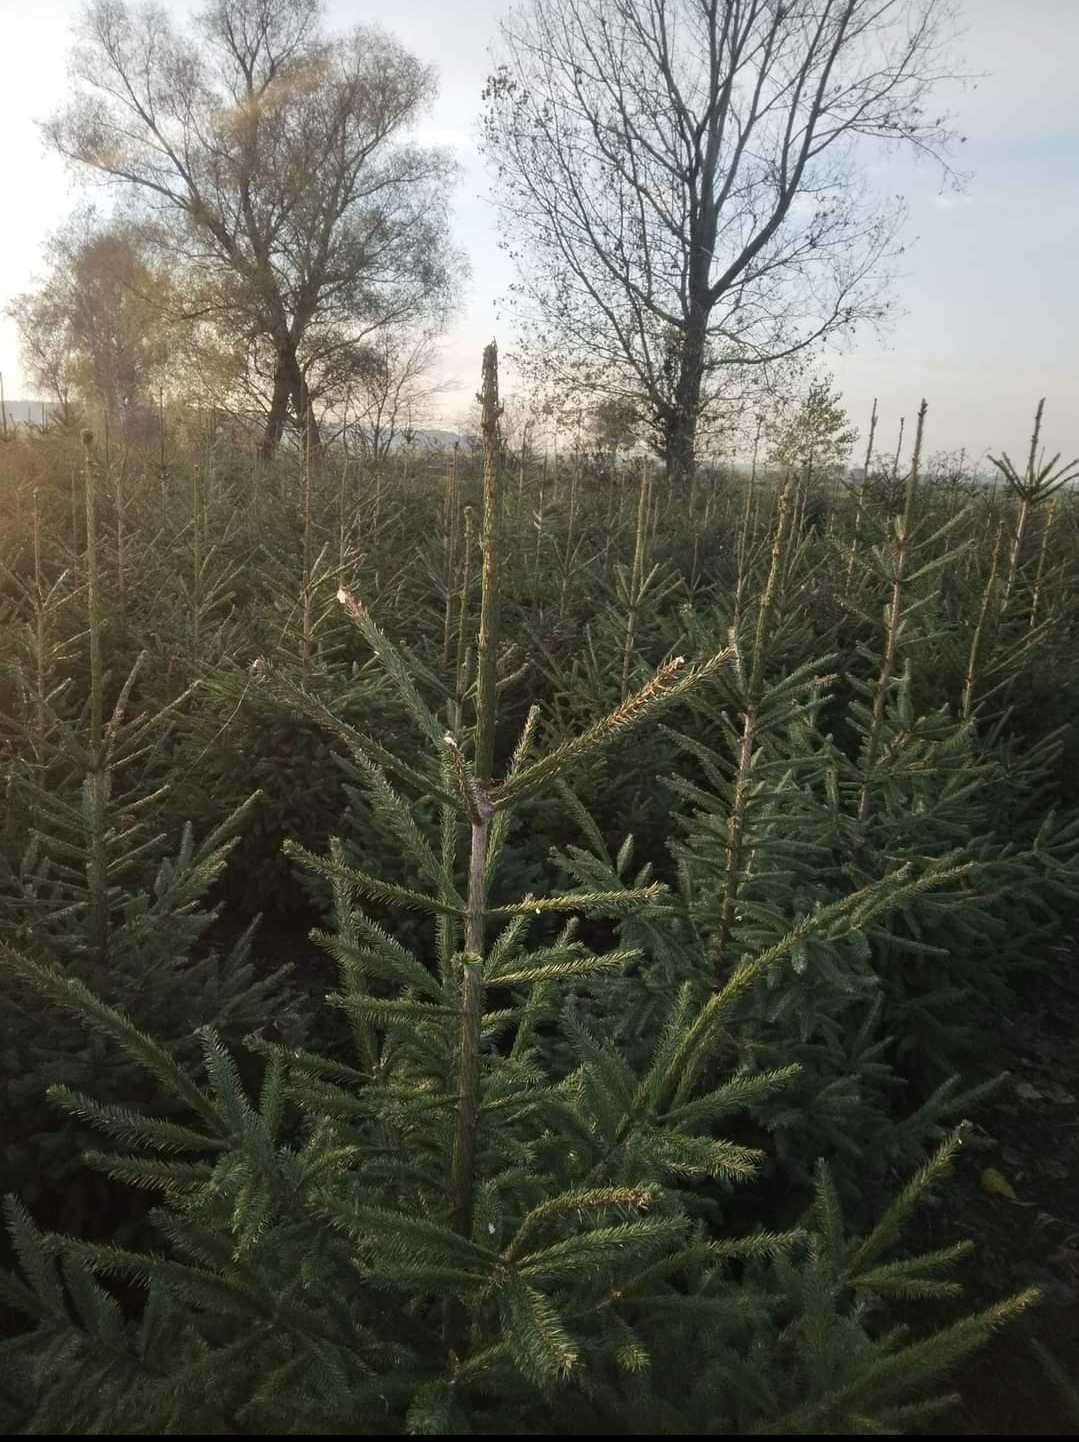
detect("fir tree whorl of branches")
[2,359,1078,1431]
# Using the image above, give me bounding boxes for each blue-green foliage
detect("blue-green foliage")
[0,597,1040,1432]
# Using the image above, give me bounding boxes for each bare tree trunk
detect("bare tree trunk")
[261,365,291,460]
[262,338,323,461]
[290,366,322,461]
[665,309,708,488]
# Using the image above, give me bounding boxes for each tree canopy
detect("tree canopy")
[45,0,465,454]
[484,0,965,483]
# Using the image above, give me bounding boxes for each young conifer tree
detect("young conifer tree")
[0,347,1039,1434]
[0,436,291,1222]
[548,458,983,1192]
[842,403,1079,1081]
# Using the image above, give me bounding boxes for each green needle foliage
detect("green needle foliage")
[0,355,1052,1433]
[1,358,1075,1433]
[0,444,292,1229]
[0,621,1038,1431]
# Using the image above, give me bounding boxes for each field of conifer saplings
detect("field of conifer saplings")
[2,355,1079,1432]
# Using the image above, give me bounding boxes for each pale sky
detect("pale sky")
[0,0,1076,463]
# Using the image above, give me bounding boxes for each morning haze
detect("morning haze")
[0,0,1075,459]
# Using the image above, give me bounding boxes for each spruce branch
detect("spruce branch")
[1,944,222,1129]
[491,651,733,810]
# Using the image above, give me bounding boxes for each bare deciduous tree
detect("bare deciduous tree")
[484,0,966,484]
[46,0,464,456]
[9,209,176,437]
[342,330,452,467]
